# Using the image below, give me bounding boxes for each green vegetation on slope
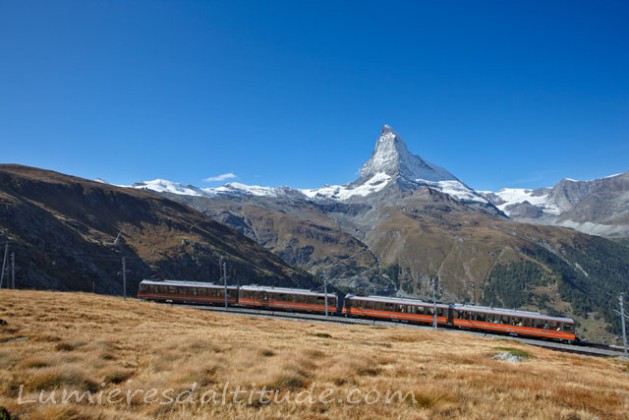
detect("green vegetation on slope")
[482,237,629,335]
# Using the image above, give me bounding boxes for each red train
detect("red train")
[138,280,576,342]
[138,280,337,315]
[344,294,575,342]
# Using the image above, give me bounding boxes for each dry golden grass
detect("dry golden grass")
[1,290,628,419]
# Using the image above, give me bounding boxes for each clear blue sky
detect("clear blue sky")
[1,0,628,191]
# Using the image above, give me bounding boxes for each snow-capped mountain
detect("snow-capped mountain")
[303,125,488,203]
[358,125,456,183]
[481,172,629,237]
[130,125,489,205]
[131,179,210,197]
[482,187,560,219]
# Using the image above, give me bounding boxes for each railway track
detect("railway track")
[179,303,628,359]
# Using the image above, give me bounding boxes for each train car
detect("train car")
[138,279,239,305]
[452,304,576,342]
[238,285,338,314]
[344,294,451,326]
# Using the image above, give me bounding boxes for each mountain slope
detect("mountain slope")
[0,165,313,294]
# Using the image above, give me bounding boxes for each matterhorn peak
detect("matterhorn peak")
[359,125,457,183]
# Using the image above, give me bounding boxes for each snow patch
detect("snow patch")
[419,179,488,204]
[492,352,523,363]
[492,188,560,216]
[131,179,208,197]
[210,182,285,198]
[302,172,392,200]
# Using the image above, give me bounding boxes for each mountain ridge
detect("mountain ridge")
[127,125,627,239]
[0,164,314,294]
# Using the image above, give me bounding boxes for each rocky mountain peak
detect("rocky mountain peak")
[358,125,457,183]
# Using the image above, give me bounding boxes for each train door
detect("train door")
[447,305,455,327]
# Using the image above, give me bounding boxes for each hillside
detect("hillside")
[1,290,628,419]
[0,165,313,295]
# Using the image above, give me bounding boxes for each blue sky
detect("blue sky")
[1,1,628,191]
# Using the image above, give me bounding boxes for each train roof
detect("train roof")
[140,279,238,289]
[453,304,574,323]
[240,285,335,298]
[345,294,449,308]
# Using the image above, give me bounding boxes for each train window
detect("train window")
[564,323,574,332]
[475,313,485,322]
[168,286,176,294]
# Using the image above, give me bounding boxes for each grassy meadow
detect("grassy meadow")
[1,290,628,419]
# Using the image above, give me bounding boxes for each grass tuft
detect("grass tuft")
[55,342,76,352]
[268,373,307,390]
[25,368,99,392]
[102,369,134,384]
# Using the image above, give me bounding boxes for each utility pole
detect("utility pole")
[222,257,228,308]
[432,277,437,330]
[122,257,127,300]
[0,243,8,289]
[617,293,628,356]
[324,270,329,319]
[10,252,15,289]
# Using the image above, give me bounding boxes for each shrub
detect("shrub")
[0,406,10,420]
